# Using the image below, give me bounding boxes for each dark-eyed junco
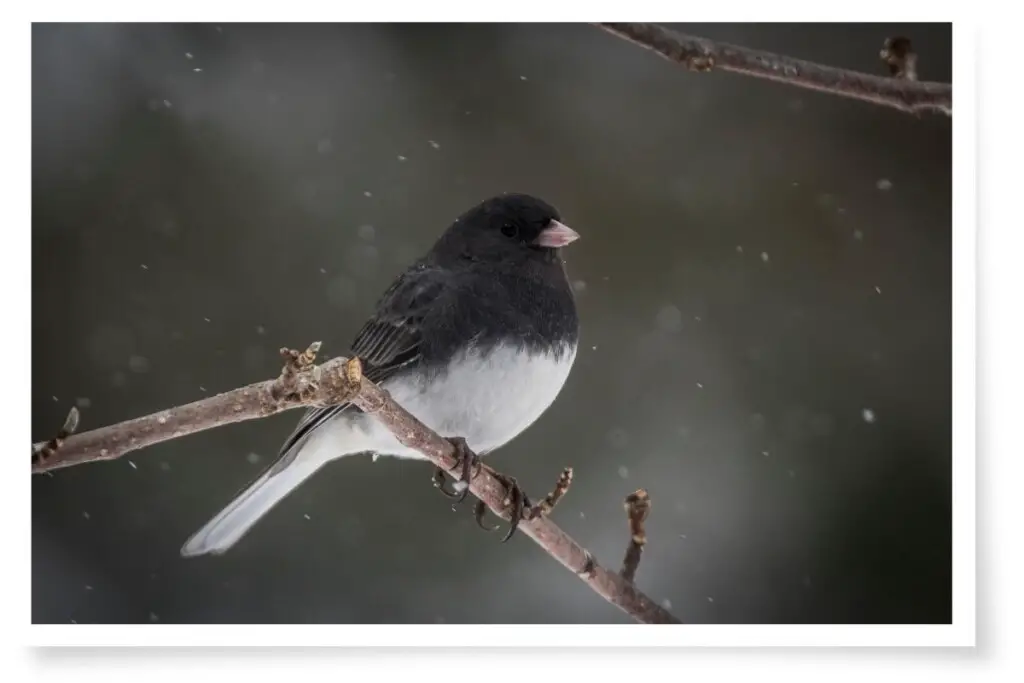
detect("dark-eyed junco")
[181,193,581,556]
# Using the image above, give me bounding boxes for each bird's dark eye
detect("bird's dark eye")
[501,223,518,238]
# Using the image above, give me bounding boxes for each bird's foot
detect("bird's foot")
[474,467,574,541]
[431,436,481,504]
[489,473,529,543]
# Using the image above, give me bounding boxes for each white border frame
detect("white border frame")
[11,2,976,654]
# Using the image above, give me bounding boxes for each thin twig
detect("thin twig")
[272,340,323,400]
[32,343,679,624]
[527,467,574,519]
[620,489,651,583]
[595,23,951,116]
[31,344,358,473]
[32,406,81,465]
[880,36,918,81]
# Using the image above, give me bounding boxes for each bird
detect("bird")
[180,193,581,557]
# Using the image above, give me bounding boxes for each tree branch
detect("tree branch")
[32,343,679,624]
[620,489,651,584]
[595,23,952,117]
[31,341,357,472]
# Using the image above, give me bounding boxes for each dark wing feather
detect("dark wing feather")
[272,263,448,465]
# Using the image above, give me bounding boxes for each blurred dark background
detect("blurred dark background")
[31,23,952,625]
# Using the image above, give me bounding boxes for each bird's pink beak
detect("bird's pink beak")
[534,220,580,248]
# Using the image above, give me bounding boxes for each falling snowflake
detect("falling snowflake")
[862,408,876,423]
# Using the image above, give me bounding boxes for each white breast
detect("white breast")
[342,341,577,461]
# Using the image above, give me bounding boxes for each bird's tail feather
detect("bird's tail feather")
[180,455,321,557]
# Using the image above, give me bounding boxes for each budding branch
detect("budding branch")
[33,342,677,624]
[595,23,952,116]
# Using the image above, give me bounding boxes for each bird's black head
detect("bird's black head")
[433,193,580,265]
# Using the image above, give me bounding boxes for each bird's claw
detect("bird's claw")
[494,473,528,543]
[431,436,481,503]
[431,468,462,499]
[473,500,500,532]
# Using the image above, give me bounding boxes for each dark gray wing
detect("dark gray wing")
[273,262,449,465]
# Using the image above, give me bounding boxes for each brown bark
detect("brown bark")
[596,23,951,116]
[33,345,679,624]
